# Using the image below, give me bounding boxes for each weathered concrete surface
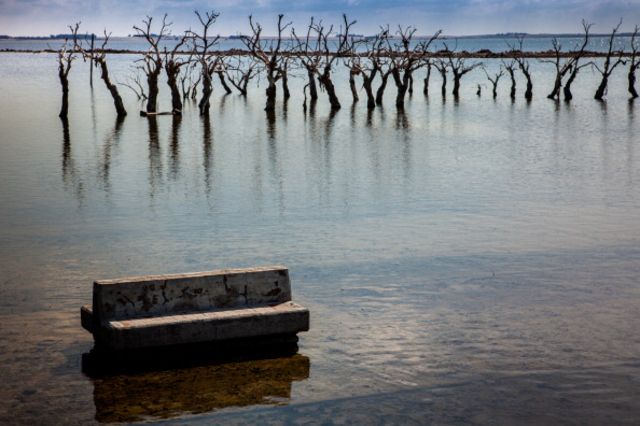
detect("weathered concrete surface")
[81,266,309,350]
[92,265,292,322]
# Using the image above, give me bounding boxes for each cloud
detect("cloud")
[1,0,639,36]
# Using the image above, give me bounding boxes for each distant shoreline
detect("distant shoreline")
[0,48,634,59]
[0,33,637,41]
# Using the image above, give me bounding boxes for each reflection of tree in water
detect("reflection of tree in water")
[626,100,636,187]
[202,114,214,196]
[350,102,357,128]
[395,109,412,182]
[266,110,285,214]
[98,116,125,193]
[320,109,337,196]
[282,99,289,122]
[169,114,182,180]
[60,118,85,205]
[266,109,277,142]
[365,108,374,127]
[147,116,162,198]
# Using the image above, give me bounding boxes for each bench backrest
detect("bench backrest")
[92,266,291,322]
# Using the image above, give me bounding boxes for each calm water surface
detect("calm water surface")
[0,53,639,424]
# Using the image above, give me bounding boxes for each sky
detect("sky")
[1,0,640,37]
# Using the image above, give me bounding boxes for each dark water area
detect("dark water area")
[0,52,639,424]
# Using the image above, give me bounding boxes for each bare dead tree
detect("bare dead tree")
[191,10,221,115]
[72,25,127,117]
[375,27,394,106]
[434,59,448,98]
[342,44,362,103]
[502,59,517,100]
[164,31,191,113]
[242,14,291,112]
[542,38,574,99]
[179,57,198,100]
[225,55,258,96]
[119,71,148,100]
[355,30,386,108]
[292,17,324,103]
[629,25,640,98]
[133,15,170,114]
[57,23,79,119]
[444,42,482,98]
[483,65,504,98]
[347,58,361,102]
[389,26,441,108]
[190,72,201,100]
[346,29,386,109]
[594,21,626,100]
[281,57,291,101]
[94,32,127,117]
[375,68,394,105]
[316,14,357,110]
[212,57,233,94]
[509,36,533,100]
[563,21,593,101]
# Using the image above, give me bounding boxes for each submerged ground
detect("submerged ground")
[0,52,639,424]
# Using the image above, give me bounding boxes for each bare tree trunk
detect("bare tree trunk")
[89,34,95,88]
[547,74,562,100]
[307,68,318,101]
[507,68,516,99]
[423,63,432,96]
[392,68,410,109]
[594,76,609,101]
[630,69,639,98]
[282,69,290,101]
[146,66,161,113]
[628,27,639,99]
[319,67,341,110]
[97,59,127,117]
[376,70,391,106]
[452,76,461,98]
[167,74,182,113]
[363,74,376,109]
[58,64,70,119]
[564,70,577,101]
[165,61,183,114]
[440,72,447,98]
[265,76,277,112]
[216,71,232,94]
[523,72,533,100]
[349,70,359,102]
[199,72,213,115]
[593,22,625,101]
[181,73,189,100]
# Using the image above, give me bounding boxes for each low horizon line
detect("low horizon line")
[1,31,637,40]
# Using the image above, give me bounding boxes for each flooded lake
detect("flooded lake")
[0,52,639,424]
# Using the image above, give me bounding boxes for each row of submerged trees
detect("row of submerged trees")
[57,13,640,120]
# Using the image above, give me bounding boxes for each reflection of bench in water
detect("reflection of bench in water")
[89,353,310,423]
[80,266,310,350]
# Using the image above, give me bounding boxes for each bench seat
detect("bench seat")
[80,266,309,351]
[82,301,309,350]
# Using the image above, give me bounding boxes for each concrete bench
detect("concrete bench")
[81,266,309,351]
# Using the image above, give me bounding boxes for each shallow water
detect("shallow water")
[0,52,639,424]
